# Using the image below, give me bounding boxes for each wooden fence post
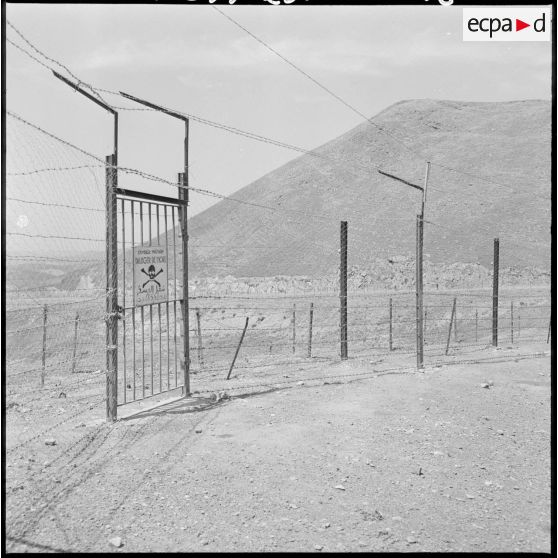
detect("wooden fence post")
[227,317,249,380]
[71,312,80,374]
[510,301,514,344]
[307,302,314,358]
[389,297,393,351]
[292,303,296,355]
[196,308,204,372]
[41,304,48,386]
[492,238,500,347]
[453,298,458,343]
[445,298,456,356]
[475,310,478,343]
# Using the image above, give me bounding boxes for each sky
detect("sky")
[6,3,552,225]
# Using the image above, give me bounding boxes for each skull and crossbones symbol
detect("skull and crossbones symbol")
[141,264,163,289]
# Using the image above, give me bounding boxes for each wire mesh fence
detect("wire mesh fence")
[6,108,552,422]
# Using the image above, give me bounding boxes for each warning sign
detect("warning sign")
[133,245,169,306]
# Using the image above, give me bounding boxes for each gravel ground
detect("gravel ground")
[6,345,551,553]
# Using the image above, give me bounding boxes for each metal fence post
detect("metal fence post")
[227,317,249,380]
[453,297,458,343]
[389,297,393,351]
[179,167,190,397]
[292,303,296,355]
[106,154,118,422]
[492,238,499,347]
[416,214,424,369]
[511,301,514,344]
[307,302,314,358]
[445,298,456,356]
[340,221,348,360]
[41,304,48,387]
[196,308,204,372]
[475,310,478,343]
[71,312,80,374]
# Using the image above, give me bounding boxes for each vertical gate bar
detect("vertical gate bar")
[140,201,145,399]
[148,203,152,246]
[106,154,118,422]
[131,200,136,401]
[121,198,126,404]
[165,205,170,390]
[149,203,154,395]
[172,206,178,387]
[157,204,162,392]
[158,303,162,392]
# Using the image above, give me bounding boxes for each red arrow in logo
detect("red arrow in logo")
[516,19,530,31]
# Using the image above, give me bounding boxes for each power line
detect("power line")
[212,7,551,198]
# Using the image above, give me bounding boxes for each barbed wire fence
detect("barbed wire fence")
[5,14,552,453]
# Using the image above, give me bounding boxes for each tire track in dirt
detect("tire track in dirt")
[6,418,153,549]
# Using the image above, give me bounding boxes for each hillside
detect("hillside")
[188,99,551,278]
[7,99,551,293]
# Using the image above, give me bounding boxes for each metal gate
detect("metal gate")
[113,187,189,413]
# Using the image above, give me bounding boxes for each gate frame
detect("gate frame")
[110,188,189,418]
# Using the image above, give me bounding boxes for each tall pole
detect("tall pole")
[340,221,348,360]
[106,153,118,422]
[106,151,119,421]
[180,119,191,397]
[415,162,429,370]
[421,161,431,221]
[416,214,424,369]
[492,238,500,347]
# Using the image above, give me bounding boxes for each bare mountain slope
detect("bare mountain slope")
[188,99,551,278]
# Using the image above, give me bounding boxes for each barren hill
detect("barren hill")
[188,99,551,278]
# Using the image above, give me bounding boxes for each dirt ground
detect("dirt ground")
[5,344,551,553]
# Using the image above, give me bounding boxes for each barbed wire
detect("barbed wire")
[6,21,109,106]
[8,19,549,209]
